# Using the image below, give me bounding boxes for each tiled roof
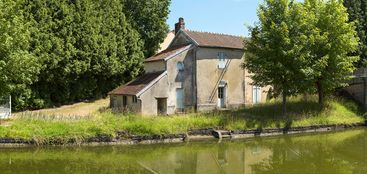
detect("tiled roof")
[145,45,192,62]
[184,30,244,50]
[109,71,165,95]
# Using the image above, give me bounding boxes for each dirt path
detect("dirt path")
[14,98,109,117]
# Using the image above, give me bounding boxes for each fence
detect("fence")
[16,112,94,121]
[0,96,11,119]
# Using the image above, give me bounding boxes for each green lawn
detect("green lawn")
[14,98,109,117]
[0,96,365,145]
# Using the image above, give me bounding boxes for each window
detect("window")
[177,62,184,72]
[218,52,226,69]
[132,96,138,103]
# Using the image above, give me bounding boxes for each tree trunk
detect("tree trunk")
[316,81,324,106]
[282,93,287,117]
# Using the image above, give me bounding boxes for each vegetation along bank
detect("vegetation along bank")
[0,96,365,146]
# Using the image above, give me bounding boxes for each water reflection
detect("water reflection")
[0,128,366,174]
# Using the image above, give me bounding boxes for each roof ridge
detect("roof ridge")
[184,29,243,38]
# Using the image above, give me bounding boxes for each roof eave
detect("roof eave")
[144,44,193,63]
[164,45,194,61]
[167,30,199,49]
[144,59,165,63]
[109,93,136,96]
[108,79,137,95]
[198,45,245,50]
[136,71,168,97]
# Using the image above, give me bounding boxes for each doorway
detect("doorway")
[176,88,184,112]
[218,86,226,108]
[157,98,167,115]
[252,86,262,104]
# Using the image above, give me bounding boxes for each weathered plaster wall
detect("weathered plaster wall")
[110,95,141,113]
[139,75,169,116]
[169,32,192,47]
[196,47,245,111]
[166,49,195,112]
[132,48,194,116]
[243,69,271,105]
[144,61,166,73]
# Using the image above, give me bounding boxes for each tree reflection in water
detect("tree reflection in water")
[0,128,366,174]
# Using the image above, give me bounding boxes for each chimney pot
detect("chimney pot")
[175,17,185,35]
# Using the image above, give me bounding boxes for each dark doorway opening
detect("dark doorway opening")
[157,98,167,115]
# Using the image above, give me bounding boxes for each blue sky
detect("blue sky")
[167,0,263,36]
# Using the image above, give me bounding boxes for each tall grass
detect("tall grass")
[0,96,364,145]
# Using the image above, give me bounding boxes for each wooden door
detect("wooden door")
[176,88,184,112]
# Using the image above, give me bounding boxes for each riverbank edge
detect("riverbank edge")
[0,122,365,147]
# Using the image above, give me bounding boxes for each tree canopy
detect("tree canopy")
[244,0,313,114]
[0,0,40,109]
[302,0,359,105]
[0,0,170,110]
[344,0,367,66]
[123,0,171,57]
[244,0,359,113]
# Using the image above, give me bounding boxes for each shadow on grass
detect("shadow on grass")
[202,97,363,130]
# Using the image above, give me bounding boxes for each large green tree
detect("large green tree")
[244,0,308,115]
[0,0,170,110]
[22,0,145,109]
[0,0,40,109]
[123,0,171,57]
[344,0,367,66]
[302,0,359,105]
[244,0,359,114]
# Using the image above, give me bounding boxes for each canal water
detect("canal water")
[0,128,366,174]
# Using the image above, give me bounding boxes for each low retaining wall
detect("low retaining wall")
[0,123,365,147]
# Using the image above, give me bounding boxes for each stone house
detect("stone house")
[109,18,268,115]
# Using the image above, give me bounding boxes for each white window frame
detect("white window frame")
[252,86,262,104]
[218,52,226,69]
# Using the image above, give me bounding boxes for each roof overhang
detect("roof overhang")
[198,45,244,51]
[144,44,194,63]
[167,29,199,49]
[136,71,167,97]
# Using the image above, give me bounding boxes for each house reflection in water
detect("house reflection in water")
[137,143,273,174]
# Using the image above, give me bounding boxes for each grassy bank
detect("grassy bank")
[14,98,109,117]
[0,96,365,145]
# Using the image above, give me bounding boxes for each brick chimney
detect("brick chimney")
[175,17,185,35]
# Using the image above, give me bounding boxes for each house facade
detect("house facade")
[109,18,269,115]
